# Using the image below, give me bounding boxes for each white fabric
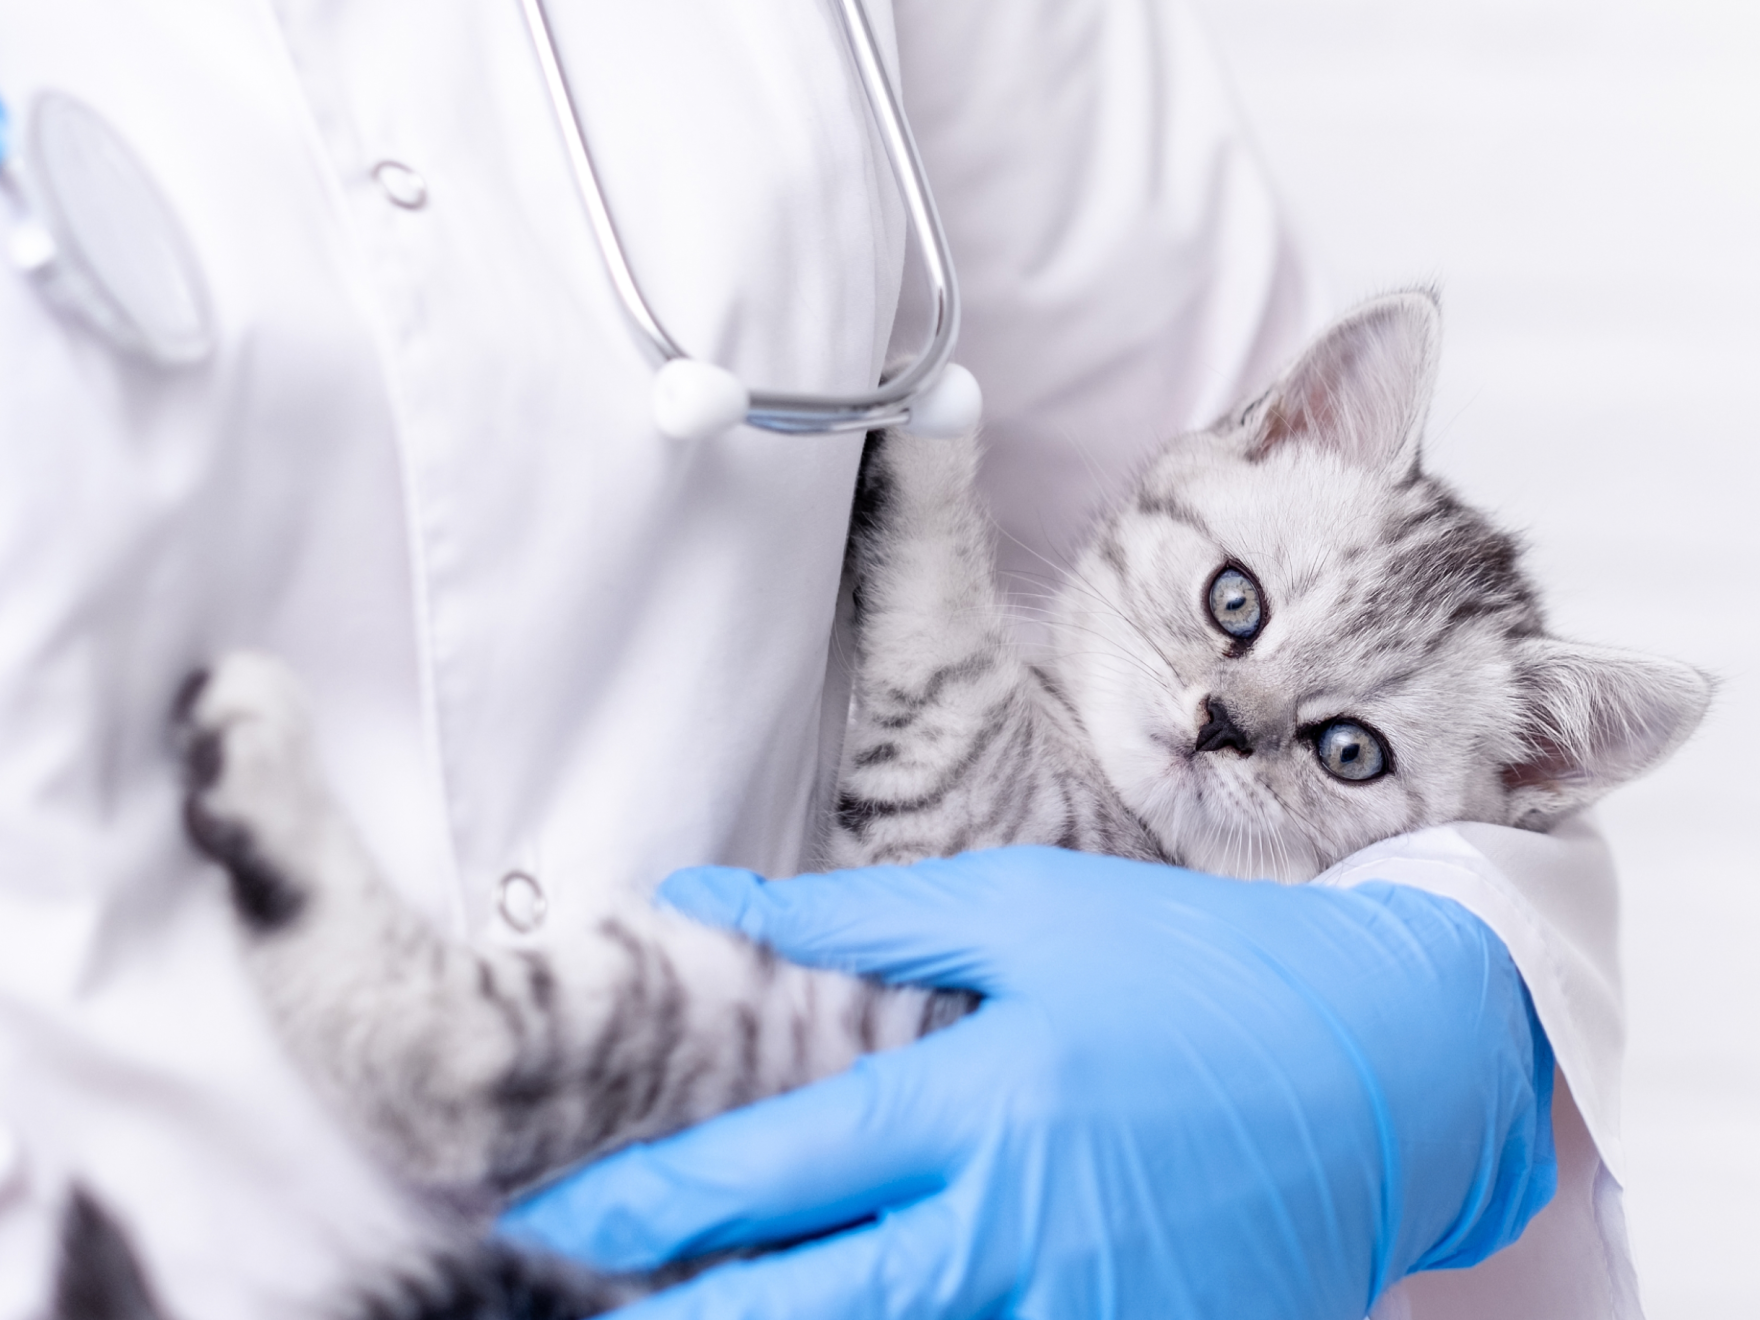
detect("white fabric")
[0,2,1623,1316]
[1323,821,1641,1319]
[1320,817,1625,1178]
[892,0,1322,594]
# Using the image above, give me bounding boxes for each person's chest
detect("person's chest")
[0,0,906,938]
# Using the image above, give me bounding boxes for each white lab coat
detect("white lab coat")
[0,2,1637,1316]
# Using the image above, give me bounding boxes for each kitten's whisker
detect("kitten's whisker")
[993,520,1085,580]
[992,523,1182,669]
[1258,779,1329,881]
[1030,570,1187,689]
[1062,569,1186,683]
[1031,619,1178,691]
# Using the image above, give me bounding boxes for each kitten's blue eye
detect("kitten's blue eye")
[1207,567,1264,641]
[1315,720,1387,783]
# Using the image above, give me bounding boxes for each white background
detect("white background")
[1197,1,1759,1313]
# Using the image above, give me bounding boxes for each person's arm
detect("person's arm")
[504,847,1556,1319]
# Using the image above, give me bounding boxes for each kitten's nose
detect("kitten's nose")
[1194,697,1253,756]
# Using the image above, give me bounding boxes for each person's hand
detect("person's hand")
[500,847,1556,1319]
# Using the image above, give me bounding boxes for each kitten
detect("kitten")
[65,290,1706,1319]
[832,290,1709,880]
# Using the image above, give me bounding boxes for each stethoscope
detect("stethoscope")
[0,91,216,367]
[0,0,979,443]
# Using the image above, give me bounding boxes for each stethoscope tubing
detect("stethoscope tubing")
[518,0,962,436]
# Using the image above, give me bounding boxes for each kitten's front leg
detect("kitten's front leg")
[175,653,953,1197]
[835,430,1027,865]
[836,431,1162,867]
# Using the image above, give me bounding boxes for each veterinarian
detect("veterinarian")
[0,3,1635,1317]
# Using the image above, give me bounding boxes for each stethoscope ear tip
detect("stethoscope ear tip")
[648,357,982,443]
[651,358,751,442]
[899,363,982,440]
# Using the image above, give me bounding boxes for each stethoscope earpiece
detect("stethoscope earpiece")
[898,363,981,440]
[523,0,973,440]
[653,359,982,444]
[651,358,752,441]
[4,7,977,424]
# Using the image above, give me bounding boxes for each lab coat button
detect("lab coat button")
[372,161,429,210]
[496,870,547,933]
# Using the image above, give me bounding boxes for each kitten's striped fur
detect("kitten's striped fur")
[836,291,1706,881]
[105,292,1704,1319]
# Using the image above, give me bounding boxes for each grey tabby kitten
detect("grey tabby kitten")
[833,290,1709,879]
[60,291,1708,1320]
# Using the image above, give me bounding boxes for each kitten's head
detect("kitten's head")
[1051,290,1711,881]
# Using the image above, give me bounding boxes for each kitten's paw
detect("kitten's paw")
[173,652,322,934]
[892,425,981,487]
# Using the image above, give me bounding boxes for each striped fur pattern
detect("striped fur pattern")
[831,414,1163,868]
[50,1185,637,1320]
[835,290,1711,881]
[146,291,1709,1320]
[52,1187,172,1320]
[177,653,960,1198]
[168,658,965,1319]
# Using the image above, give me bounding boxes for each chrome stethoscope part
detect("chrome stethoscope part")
[519,0,980,441]
[0,92,215,368]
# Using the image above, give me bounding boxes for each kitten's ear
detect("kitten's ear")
[1247,290,1440,478]
[1502,639,1713,829]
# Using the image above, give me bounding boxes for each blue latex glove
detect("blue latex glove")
[502,847,1555,1319]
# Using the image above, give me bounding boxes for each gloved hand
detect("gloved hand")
[501,847,1556,1319]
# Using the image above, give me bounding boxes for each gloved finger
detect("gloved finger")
[601,1192,983,1320]
[499,1016,993,1272]
[657,855,1018,991]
